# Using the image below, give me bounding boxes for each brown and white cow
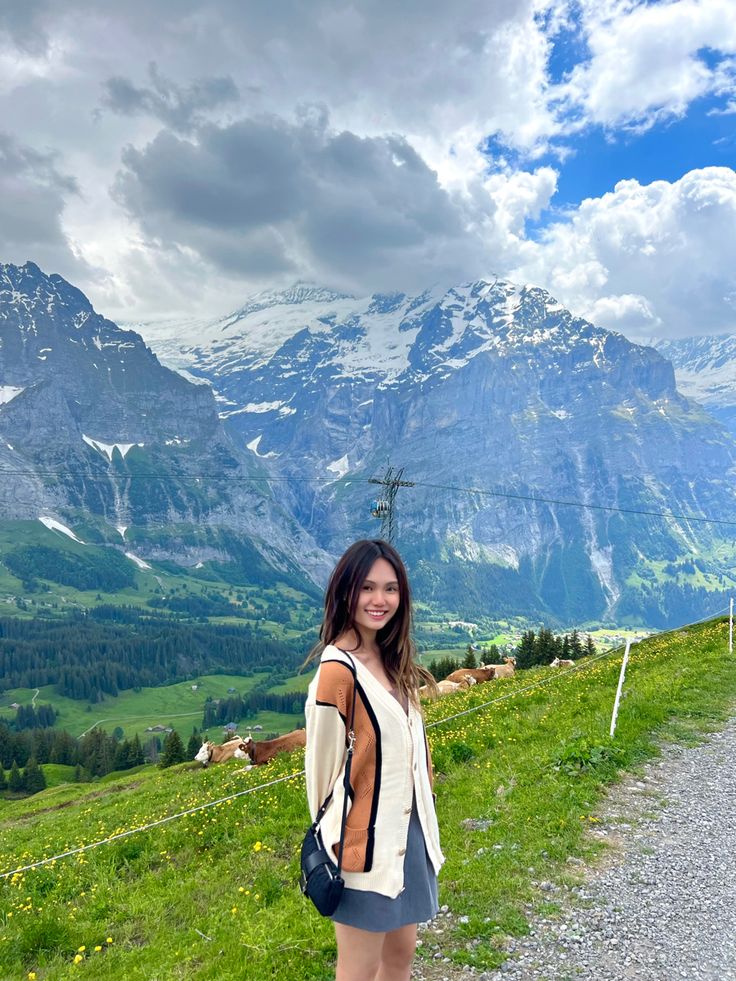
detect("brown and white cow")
[482,656,516,679]
[194,736,248,767]
[240,728,307,767]
[445,666,495,685]
[419,676,477,699]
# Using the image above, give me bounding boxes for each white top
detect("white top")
[305,645,444,898]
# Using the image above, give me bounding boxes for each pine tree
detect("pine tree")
[159,730,186,768]
[187,729,201,760]
[536,628,556,666]
[585,635,596,658]
[129,734,145,767]
[8,760,23,792]
[570,629,584,660]
[462,646,477,669]
[145,736,162,763]
[0,765,6,790]
[23,757,46,794]
[515,630,537,670]
[485,644,500,663]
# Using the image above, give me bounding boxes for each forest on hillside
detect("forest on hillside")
[0,608,301,700]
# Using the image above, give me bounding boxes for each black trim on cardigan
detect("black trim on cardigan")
[318,653,382,873]
[316,656,356,729]
[355,678,382,873]
[315,698,347,727]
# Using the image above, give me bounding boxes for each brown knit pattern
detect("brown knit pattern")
[316,661,379,872]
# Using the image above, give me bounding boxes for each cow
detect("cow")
[419,676,476,699]
[550,657,575,668]
[239,728,307,767]
[445,666,495,685]
[194,736,248,767]
[482,657,516,679]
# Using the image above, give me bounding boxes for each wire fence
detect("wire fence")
[2,603,730,882]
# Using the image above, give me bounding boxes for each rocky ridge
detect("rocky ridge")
[0,261,330,583]
[135,279,736,625]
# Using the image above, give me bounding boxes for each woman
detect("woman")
[304,539,443,981]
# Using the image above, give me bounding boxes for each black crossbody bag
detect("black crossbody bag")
[300,653,357,916]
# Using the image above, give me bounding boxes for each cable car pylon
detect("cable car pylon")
[368,466,414,545]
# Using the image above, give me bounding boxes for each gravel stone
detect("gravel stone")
[414,715,736,981]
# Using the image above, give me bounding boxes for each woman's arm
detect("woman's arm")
[304,660,354,822]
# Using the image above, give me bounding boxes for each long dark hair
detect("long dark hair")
[304,539,437,702]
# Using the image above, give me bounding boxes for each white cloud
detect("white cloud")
[514,167,736,339]
[0,0,734,337]
[561,0,736,130]
[483,166,559,239]
[0,0,567,316]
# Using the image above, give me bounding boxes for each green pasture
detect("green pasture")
[0,674,271,740]
[0,520,319,639]
[267,670,316,695]
[1,616,734,979]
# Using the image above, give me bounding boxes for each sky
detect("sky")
[1,0,735,341]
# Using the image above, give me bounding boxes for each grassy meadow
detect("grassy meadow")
[1,615,734,980]
[0,675,277,742]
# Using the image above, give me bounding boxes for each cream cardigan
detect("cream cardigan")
[304,645,444,898]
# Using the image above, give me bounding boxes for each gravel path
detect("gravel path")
[416,715,736,981]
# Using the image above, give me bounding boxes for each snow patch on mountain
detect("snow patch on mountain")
[326,454,349,478]
[39,516,85,544]
[240,401,285,413]
[82,434,143,461]
[125,551,152,570]
[246,435,278,459]
[0,386,24,405]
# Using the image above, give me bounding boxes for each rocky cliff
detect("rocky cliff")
[0,262,329,586]
[134,279,736,626]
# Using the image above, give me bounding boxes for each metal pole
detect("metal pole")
[610,639,631,739]
[368,466,414,545]
[730,598,733,655]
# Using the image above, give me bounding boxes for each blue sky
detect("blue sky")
[0,0,735,340]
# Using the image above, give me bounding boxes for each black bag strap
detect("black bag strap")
[313,650,358,878]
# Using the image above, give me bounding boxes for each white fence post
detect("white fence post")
[610,639,631,739]
[730,599,733,655]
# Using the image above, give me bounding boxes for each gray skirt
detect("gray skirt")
[331,795,439,932]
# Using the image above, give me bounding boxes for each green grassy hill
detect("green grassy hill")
[1,616,734,980]
[0,674,277,741]
[0,519,322,641]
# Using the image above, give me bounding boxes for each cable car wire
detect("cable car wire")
[1,466,735,529]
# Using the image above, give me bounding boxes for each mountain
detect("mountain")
[132,279,736,628]
[0,261,330,592]
[652,334,736,438]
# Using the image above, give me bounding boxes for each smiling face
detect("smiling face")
[352,557,401,636]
